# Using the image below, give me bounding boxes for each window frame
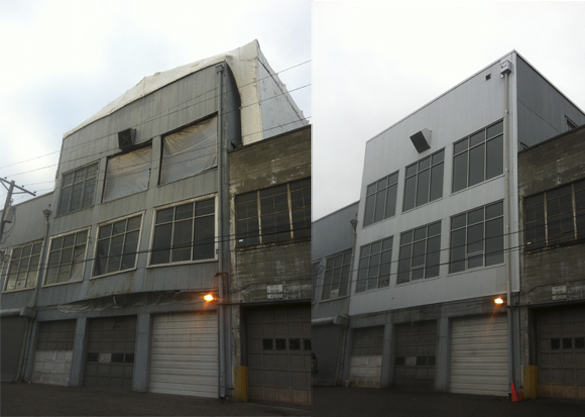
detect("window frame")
[311,261,321,303]
[397,220,442,284]
[92,212,144,279]
[363,171,399,227]
[102,144,152,203]
[524,178,585,249]
[57,162,99,216]
[321,249,352,300]
[403,149,445,212]
[356,236,393,293]
[3,240,43,292]
[452,120,504,193]
[449,201,504,274]
[235,178,311,247]
[148,195,217,267]
[44,227,90,287]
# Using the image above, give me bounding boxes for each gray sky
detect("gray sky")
[313,1,585,220]
[0,0,311,205]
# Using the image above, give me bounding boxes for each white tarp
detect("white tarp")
[160,117,217,184]
[103,146,151,202]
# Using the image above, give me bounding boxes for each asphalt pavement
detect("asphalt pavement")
[313,386,585,417]
[1,382,311,416]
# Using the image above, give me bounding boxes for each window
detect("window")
[566,117,578,131]
[403,150,444,211]
[160,117,217,185]
[150,198,215,265]
[94,214,142,277]
[322,249,352,300]
[4,240,43,291]
[58,163,99,215]
[450,201,504,273]
[397,221,441,284]
[45,229,89,286]
[453,121,503,193]
[525,179,585,248]
[356,237,392,293]
[364,172,398,226]
[103,146,151,202]
[235,178,311,246]
[311,262,320,303]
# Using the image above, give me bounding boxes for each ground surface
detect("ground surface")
[1,382,311,416]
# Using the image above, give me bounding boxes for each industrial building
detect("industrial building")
[0,40,309,404]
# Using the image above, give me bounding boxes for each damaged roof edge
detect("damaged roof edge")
[63,39,267,139]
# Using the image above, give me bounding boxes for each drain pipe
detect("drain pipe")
[501,60,516,393]
[18,208,51,382]
[216,63,227,399]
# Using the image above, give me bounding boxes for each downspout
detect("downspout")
[18,208,51,381]
[337,217,358,384]
[216,63,227,399]
[502,62,516,393]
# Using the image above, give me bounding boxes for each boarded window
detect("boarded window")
[160,117,217,185]
[103,146,151,202]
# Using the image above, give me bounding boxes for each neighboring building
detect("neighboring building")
[311,202,358,386]
[228,125,312,406]
[318,51,585,397]
[0,40,308,400]
[518,124,585,400]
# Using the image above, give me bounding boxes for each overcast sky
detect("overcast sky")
[0,0,310,205]
[313,1,585,220]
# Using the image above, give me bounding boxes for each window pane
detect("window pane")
[364,194,375,226]
[468,208,484,224]
[430,163,444,201]
[450,229,466,273]
[486,201,504,220]
[416,169,430,206]
[121,230,139,269]
[486,217,504,266]
[487,121,503,138]
[374,188,386,223]
[470,131,484,147]
[426,235,441,278]
[453,152,468,192]
[403,176,416,211]
[151,224,172,265]
[454,138,468,154]
[172,219,192,262]
[467,223,484,254]
[468,143,485,186]
[193,216,215,260]
[486,135,503,179]
[384,184,397,218]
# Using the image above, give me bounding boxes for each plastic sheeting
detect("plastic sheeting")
[103,146,151,202]
[160,117,217,185]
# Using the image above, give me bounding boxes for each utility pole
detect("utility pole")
[0,178,36,242]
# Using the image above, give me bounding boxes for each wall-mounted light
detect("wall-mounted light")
[204,294,214,302]
[494,297,505,305]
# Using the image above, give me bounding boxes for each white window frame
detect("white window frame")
[147,195,218,267]
[3,240,43,292]
[57,162,99,216]
[92,212,145,279]
[43,227,90,287]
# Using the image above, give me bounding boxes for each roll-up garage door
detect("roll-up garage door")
[150,311,218,398]
[32,320,76,385]
[247,305,311,405]
[451,315,508,396]
[349,326,384,388]
[84,316,136,391]
[394,320,437,391]
[536,305,585,399]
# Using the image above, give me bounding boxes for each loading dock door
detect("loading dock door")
[150,311,218,398]
[32,320,76,386]
[247,305,311,406]
[451,315,508,396]
[84,316,137,391]
[394,321,437,391]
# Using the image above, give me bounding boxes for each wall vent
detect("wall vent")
[409,128,432,153]
[118,128,136,151]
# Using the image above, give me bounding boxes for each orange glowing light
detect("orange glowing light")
[494,297,504,305]
[204,294,214,301]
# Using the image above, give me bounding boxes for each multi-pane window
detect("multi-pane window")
[525,179,585,248]
[58,163,99,215]
[4,241,42,291]
[364,172,398,226]
[322,249,352,300]
[403,150,444,211]
[450,201,504,273]
[150,198,215,265]
[235,178,311,247]
[356,237,392,293]
[453,121,503,193]
[311,262,320,303]
[45,230,88,286]
[397,221,441,284]
[94,215,142,277]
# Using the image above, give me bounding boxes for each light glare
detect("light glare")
[204,294,214,301]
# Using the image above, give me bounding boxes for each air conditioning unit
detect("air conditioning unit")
[330,289,339,298]
[118,128,136,151]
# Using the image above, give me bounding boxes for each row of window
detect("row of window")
[314,201,505,300]
[3,197,216,292]
[364,121,504,227]
[57,117,218,216]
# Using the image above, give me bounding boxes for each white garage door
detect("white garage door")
[150,311,218,398]
[451,315,508,396]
